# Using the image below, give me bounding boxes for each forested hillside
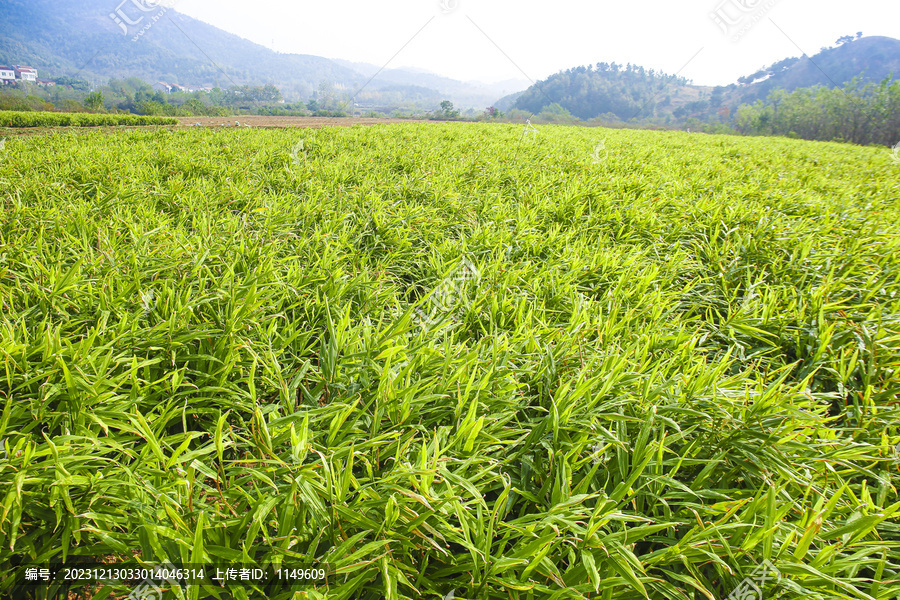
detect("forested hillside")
[512,36,900,129]
[513,63,701,121]
[732,35,900,104]
[0,0,369,100]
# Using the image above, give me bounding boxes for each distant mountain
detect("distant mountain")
[494,91,524,113]
[331,59,529,109]
[511,35,900,123]
[0,0,366,100]
[729,36,900,104]
[0,0,528,108]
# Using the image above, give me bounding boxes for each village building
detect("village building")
[153,81,204,94]
[13,66,38,82]
[0,66,16,84]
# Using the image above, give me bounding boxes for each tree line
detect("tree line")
[734,76,900,146]
[0,77,290,117]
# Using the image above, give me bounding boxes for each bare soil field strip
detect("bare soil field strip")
[174,115,430,128]
[0,115,431,137]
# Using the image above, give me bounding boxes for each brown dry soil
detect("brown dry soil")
[175,115,429,128]
[0,116,430,138]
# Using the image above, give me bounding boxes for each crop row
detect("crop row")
[0,110,177,128]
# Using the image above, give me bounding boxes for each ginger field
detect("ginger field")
[1,123,899,600]
[0,110,177,128]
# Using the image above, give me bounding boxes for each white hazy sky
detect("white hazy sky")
[170,0,898,86]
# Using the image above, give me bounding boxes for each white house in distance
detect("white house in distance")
[152,81,170,93]
[0,66,16,84]
[13,66,38,82]
[153,81,203,94]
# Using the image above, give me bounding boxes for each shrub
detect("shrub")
[0,110,177,127]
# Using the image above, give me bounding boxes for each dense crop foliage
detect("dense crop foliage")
[0,123,899,600]
[0,110,177,128]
